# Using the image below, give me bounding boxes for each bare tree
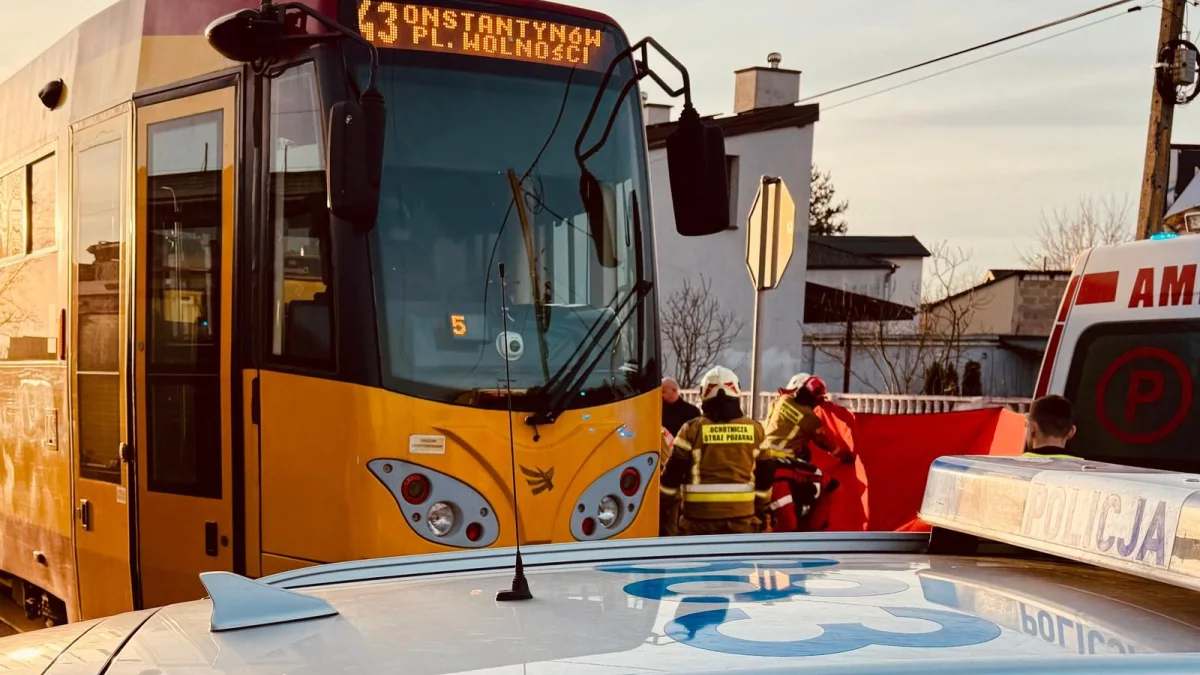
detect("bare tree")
[1020,195,1133,270]
[660,275,744,388]
[808,242,989,395]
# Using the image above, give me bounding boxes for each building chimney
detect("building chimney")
[734,52,801,114]
[643,96,672,126]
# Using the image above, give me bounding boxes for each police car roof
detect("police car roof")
[5,530,1200,674]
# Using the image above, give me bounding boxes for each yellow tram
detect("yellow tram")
[0,0,728,625]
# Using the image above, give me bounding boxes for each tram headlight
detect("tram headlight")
[427,502,456,537]
[597,495,620,529]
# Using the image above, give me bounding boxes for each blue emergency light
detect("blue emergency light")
[919,455,1200,593]
[1150,232,1180,240]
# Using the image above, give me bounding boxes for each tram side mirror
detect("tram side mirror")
[205,8,284,63]
[666,106,729,237]
[327,94,385,229]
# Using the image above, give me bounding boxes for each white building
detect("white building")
[804,236,929,332]
[646,54,818,390]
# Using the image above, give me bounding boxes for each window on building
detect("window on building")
[268,62,333,365]
[725,154,740,229]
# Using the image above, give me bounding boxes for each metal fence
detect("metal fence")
[679,390,1032,420]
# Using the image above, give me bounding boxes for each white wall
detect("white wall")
[649,124,815,390]
[880,256,924,308]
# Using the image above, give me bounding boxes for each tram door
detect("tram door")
[72,105,135,621]
[133,86,237,608]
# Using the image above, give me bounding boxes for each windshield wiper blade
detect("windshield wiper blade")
[506,168,552,381]
[525,280,652,427]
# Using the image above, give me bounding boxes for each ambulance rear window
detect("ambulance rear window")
[1063,319,1200,472]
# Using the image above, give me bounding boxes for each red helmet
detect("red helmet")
[784,373,828,401]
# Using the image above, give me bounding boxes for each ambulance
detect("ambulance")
[1034,231,1199,472]
[1,456,1199,673]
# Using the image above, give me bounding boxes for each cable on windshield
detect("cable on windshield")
[467,65,580,379]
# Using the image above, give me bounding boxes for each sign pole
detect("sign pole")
[749,178,773,417]
[745,175,795,420]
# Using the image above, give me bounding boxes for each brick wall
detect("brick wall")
[1014,278,1068,335]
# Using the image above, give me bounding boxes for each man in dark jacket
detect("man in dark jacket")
[1023,395,1079,459]
[662,377,701,437]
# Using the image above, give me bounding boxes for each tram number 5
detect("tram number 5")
[666,606,1002,658]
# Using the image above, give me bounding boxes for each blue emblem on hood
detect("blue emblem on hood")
[666,606,1003,658]
[596,558,1003,658]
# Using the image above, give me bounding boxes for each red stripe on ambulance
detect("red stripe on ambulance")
[1076,271,1119,305]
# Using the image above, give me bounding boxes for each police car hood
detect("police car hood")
[91,547,1200,674]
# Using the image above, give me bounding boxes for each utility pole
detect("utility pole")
[1136,0,1187,239]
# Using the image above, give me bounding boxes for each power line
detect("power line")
[799,0,1138,104]
[822,10,1137,112]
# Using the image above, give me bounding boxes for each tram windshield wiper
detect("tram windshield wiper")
[525,280,651,427]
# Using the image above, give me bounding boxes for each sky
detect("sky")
[1,0,1196,274]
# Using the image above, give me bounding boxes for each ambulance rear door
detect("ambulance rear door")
[1036,236,1200,471]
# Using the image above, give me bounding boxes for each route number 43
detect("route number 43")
[595,559,1002,658]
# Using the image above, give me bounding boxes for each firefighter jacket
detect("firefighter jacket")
[761,396,825,462]
[660,415,773,520]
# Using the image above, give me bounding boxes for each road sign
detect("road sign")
[746,176,796,291]
[746,176,797,414]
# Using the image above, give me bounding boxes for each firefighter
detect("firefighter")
[658,426,681,537]
[661,366,774,536]
[761,373,846,532]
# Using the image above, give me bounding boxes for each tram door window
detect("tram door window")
[268,62,333,366]
[135,88,236,609]
[76,141,123,483]
[72,108,135,621]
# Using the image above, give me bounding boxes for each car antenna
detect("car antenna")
[496,262,533,602]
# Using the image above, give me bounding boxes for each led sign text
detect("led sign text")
[358,2,609,70]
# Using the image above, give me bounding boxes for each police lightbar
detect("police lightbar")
[918,455,1200,593]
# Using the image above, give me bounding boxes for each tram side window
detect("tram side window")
[30,156,56,252]
[268,62,333,365]
[76,141,123,483]
[1,167,25,258]
[1063,319,1200,472]
[0,157,59,363]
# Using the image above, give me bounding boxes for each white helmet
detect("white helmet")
[699,366,741,401]
[785,372,814,392]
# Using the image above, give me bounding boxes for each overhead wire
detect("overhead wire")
[821,9,1139,112]
[798,0,1139,104]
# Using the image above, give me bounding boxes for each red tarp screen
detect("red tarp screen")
[809,403,1027,532]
